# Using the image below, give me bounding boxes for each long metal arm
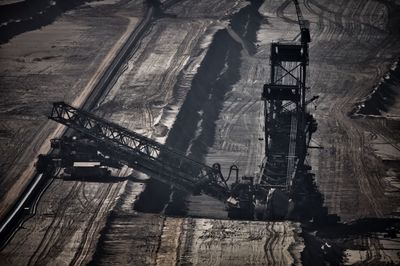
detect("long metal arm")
[49,102,230,200]
[292,0,311,44]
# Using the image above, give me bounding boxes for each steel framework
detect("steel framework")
[261,42,309,190]
[49,102,230,200]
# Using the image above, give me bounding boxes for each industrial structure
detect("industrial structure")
[38,0,317,220]
[260,0,315,191]
[2,0,400,263]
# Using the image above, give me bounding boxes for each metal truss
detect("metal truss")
[49,102,229,199]
[261,42,309,190]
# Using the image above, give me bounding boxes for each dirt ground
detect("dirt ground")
[0,0,145,220]
[295,0,400,221]
[1,0,400,265]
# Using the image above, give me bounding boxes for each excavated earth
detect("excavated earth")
[1,0,400,265]
[0,0,146,222]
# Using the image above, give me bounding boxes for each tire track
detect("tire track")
[70,182,123,265]
[27,181,82,265]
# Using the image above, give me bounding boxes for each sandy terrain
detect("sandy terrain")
[1,0,400,265]
[3,0,293,264]
[298,0,400,221]
[0,0,145,220]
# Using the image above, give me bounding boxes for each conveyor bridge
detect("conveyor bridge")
[49,102,230,201]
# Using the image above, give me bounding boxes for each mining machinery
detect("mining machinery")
[256,0,317,218]
[261,0,312,192]
[41,0,317,220]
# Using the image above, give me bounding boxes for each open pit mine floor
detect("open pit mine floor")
[1,0,400,265]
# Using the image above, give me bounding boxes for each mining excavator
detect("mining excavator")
[40,0,317,220]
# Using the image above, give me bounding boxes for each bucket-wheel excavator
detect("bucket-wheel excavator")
[40,0,317,220]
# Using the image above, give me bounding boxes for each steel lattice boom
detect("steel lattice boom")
[293,0,311,44]
[49,102,229,200]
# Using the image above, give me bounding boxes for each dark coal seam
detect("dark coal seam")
[0,0,96,44]
[350,58,400,117]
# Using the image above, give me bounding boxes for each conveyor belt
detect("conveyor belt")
[49,102,230,200]
[285,111,298,189]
